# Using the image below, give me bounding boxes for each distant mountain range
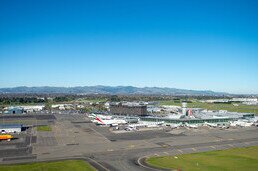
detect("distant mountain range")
[0,86,229,96]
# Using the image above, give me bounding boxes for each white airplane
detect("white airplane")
[127,121,165,129]
[142,121,165,127]
[128,123,147,128]
[219,124,229,129]
[147,124,159,128]
[240,122,253,127]
[204,122,218,128]
[93,116,127,126]
[89,113,112,120]
[125,127,135,131]
[185,123,198,128]
[170,123,183,129]
[230,120,253,127]
[229,121,238,127]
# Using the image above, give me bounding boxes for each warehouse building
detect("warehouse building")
[0,124,22,133]
[3,107,24,114]
[110,102,147,116]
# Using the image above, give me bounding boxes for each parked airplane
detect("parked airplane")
[127,121,165,129]
[185,123,198,128]
[128,123,147,128]
[141,121,165,127]
[94,116,127,126]
[230,120,253,127]
[170,122,183,129]
[0,134,13,141]
[125,127,135,131]
[204,122,218,128]
[219,124,229,129]
[89,113,112,120]
[240,122,253,127]
[229,121,238,127]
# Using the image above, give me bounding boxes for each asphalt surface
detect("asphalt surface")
[1,113,258,171]
[0,114,56,120]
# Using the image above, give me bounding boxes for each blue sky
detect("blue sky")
[0,0,258,94]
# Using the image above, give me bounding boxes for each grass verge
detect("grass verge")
[146,146,258,171]
[0,160,96,171]
[37,125,52,131]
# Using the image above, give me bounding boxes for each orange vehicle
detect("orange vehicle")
[0,134,13,141]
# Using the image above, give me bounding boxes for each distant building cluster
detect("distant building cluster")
[52,104,74,110]
[200,98,258,105]
[110,102,147,116]
[2,105,44,114]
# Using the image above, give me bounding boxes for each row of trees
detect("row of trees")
[0,97,45,105]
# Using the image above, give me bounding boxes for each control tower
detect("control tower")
[182,102,187,116]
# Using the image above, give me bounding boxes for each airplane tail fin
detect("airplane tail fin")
[96,116,105,124]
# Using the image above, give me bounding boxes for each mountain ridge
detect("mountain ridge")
[0,86,229,96]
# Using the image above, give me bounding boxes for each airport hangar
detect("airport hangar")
[0,124,22,133]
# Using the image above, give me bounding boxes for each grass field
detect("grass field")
[74,98,108,103]
[37,125,52,131]
[160,100,258,115]
[0,160,96,171]
[146,146,258,171]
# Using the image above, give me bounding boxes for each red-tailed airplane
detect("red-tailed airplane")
[94,116,127,126]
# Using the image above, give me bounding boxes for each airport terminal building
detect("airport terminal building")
[140,112,255,125]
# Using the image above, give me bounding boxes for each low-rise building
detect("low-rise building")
[4,107,24,114]
[21,105,44,113]
[0,124,22,133]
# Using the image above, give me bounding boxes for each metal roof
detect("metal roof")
[195,111,255,119]
[0,124,22,129]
